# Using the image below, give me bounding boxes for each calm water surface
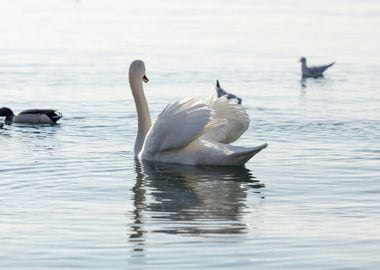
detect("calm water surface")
[0,0,379,269]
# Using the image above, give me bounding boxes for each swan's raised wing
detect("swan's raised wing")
[141,98,212,155]
[202,96,250,144]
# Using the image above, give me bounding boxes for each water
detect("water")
[0,0,379,269]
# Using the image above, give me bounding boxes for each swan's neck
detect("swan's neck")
[130,75,152,156]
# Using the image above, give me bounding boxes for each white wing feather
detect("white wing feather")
[141,98,212,155]
[202,96,250,144]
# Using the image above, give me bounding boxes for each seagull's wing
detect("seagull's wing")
[309,62,335,74]
[202,96,250,144]
[142,98,213,154]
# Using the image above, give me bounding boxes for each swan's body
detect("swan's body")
[300,57,334,78]
[0,107,62,125]
[129,60,267,166]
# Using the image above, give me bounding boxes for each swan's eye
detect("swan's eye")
[142,75,149,83]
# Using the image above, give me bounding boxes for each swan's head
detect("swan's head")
[129,60,149,83]
[299,57,306,63]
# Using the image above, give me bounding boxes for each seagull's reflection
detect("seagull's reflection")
[300,78,308,88]
[129,160,265,253]
[300,76,327,89]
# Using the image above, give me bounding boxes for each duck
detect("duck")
[216,80,242,104]
[129,60,267,166]
[0,107,62,125]
[299,57,335,78]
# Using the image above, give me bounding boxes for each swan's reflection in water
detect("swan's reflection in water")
[129,160,265,253]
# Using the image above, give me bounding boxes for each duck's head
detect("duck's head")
[0,107,15,124]
[299,57,306,63]
[129,60,149,83]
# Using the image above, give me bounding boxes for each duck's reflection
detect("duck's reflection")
[129,160,265,250]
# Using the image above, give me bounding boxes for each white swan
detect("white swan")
[129,60,267,166]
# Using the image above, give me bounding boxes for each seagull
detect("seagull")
[216,80,242,104]
[299,57,335,78]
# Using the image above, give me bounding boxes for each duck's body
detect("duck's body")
[129,60,267,166]
[300,57,334,78]
[0,107,62,125]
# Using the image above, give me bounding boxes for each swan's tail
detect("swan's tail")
[229,143,268,166]
[208,142,268,166]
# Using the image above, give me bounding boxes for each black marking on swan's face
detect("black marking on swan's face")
[130,60,149,83]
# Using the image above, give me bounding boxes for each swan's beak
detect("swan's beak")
[143,75,149,83]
